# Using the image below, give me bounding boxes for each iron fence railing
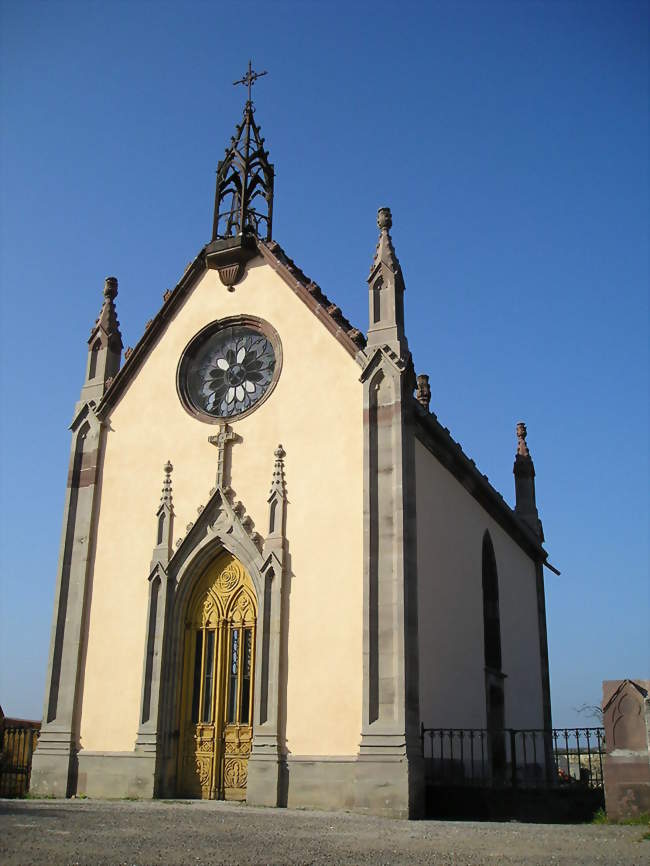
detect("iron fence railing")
[0,722,40,797]
[421,726,605,790]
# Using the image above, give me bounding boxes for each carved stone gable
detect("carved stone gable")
[169,485,264,587]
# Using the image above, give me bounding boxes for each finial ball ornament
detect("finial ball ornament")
[164,460,173,475]
[104,276,118,300]
[377,207,392,231]
[515,421,531,458]
[416,374,431,410]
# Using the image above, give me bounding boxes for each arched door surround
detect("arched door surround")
[135,480,286,803]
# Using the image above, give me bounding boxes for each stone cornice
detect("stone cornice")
[412,400,549,562]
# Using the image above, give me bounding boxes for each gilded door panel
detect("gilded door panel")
[178,554,256,800]
[183,723,216,798]
[221,607,255,800]
[223,727,252,800]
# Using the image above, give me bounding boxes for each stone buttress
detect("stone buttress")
[357,208,423,817]
[31,278,122,796]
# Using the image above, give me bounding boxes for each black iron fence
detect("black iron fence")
[0,721,40,797]
[421,726,605,790]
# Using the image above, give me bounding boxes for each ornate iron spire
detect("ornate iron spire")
[212,62,274,242]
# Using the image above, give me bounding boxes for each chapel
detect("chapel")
[31,71,554,818]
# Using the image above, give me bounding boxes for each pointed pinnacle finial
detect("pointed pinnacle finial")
[104,276,118,301]
[516,422,530,457]
[369,206,403,287]
[269,444,287,497]
[377,207,392,231]
[91,276,121,345]
[161,460,174,506]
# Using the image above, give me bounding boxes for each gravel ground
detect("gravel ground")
[1,798,648,866]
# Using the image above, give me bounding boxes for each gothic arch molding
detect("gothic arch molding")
[135,443,288,803]
[173,518,265,609]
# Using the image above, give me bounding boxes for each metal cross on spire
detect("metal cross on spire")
[233,60,268,105]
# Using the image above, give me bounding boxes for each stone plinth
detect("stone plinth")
[602,679,650,820]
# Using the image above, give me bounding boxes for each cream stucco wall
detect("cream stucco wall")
[414,438,544,730]
[79,258,364,755]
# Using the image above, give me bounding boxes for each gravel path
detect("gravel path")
[1,799,648,866]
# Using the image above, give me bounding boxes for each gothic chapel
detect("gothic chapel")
[31,74,553,817]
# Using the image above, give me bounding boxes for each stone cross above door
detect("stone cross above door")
[208,423,239,489]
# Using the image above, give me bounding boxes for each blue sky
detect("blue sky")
[0,0,647,727]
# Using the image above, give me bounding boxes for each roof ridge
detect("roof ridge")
[258,240,366,353]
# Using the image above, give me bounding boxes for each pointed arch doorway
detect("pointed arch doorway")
[177,552,257,800]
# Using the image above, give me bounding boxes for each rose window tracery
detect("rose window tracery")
[178,319,280,422]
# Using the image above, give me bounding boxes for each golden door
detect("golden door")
[178,553,256,800]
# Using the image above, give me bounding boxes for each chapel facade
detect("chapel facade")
[30,84,553,818]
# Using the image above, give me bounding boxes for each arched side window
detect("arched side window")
[157,511,166,546]
[372,277,383,324]
[88,339,101,380]
[482,531,507,773]
[482,531,502,673]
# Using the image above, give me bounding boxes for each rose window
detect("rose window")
[178,320,279,421]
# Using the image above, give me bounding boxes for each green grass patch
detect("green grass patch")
[592,808,650,827]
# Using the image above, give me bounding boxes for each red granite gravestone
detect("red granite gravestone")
[602,679,650,820]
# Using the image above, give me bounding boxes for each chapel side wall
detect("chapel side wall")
[414,438,544,731]
[79,261,363,757]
